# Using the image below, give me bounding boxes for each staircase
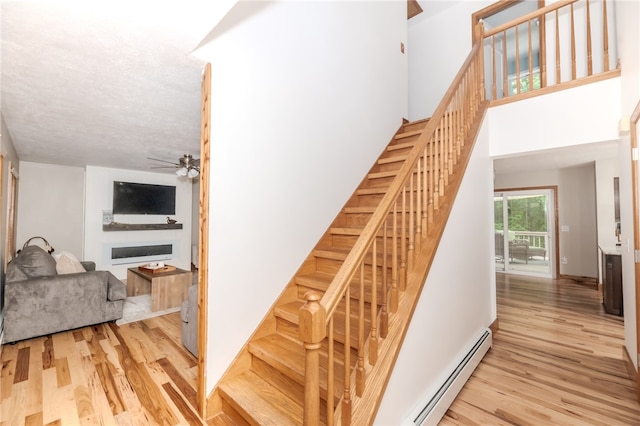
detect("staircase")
[208,39,488,425]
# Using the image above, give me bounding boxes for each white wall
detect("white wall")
[489,77,621,157]
[408,0,493,120]
[616,0,640,371]
[196,1,408,392]
[558,164,598,277]
[376,113,495,424]
[16,162,85,257]
[84,166,192,279]
[594,158,620,282]
[595,158,620,251]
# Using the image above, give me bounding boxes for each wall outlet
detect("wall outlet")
[561,256,568,264]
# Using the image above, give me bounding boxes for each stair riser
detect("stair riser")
[366,175,395,188]
[250,338,345,411]
[344,211,421,227]
[401,119,429,133]
[220,399,251,426]
[355,193,385,206]
[372,160,405,173]
[316,258,394,282]
[275,317,364,358]
[296,282,387,306]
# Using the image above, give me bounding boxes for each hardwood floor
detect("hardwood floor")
[0,312,207,426]
[3,273,639,425]
[441,273,640,425]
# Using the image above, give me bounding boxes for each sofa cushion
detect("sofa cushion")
[10,245,57,279]
[54,251,86,274]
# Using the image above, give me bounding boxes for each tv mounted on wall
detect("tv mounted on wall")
[113,181,176,215]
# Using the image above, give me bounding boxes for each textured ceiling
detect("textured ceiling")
[1,1,216,173]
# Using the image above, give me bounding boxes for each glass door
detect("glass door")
[494,189,555,278]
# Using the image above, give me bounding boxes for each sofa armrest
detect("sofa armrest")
[81,261,96,271]
[105,272,126,301]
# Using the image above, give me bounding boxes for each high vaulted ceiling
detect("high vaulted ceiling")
[1,0,215,173]
[1,1,620,176]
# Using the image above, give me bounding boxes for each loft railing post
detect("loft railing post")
[476,22,485,102]
[603,0,609,72]
[299,291,326,426]
[539,9,547,88]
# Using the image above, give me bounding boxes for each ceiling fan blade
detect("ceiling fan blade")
[147,157,179,166]
[150,166,177,169]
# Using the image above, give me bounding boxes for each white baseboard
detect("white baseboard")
[404,328,492,426]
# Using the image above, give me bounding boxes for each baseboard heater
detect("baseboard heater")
[409,328,492,426]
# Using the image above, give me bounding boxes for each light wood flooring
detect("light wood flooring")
[442,273,640,425]
[0,312,207,426]
[3,273,640,425]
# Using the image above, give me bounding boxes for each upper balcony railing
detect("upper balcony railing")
[481,0,619,103]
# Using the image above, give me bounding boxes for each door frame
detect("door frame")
[495,185,559,278]
[4,162,17,269]
[196,63,211,417]
[630,99,640,400]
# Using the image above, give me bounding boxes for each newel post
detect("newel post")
[299,291,326,426]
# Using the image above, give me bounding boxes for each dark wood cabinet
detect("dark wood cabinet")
[601,251,622,316]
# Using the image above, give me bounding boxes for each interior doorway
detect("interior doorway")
[494,188,557,278]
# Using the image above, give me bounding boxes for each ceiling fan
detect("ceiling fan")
[148,154,200,178]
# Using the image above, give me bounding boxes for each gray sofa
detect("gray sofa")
[3,245,126,343]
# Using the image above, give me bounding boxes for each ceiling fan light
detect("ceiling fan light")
[176,167,188,177]
[187,167,199,178]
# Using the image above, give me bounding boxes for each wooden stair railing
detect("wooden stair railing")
[300,27,488,425]
[482,0,619,103]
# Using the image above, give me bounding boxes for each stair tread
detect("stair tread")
[387,141,415,152]
[219,370,303,426]
[356,187,388,195]
[368,170,398,179]
[378,154,408,165]
[394,129,422,139]
[329,227,363,236]
[343,206,377,214]
[313,247,352,260]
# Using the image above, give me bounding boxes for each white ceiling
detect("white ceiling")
[493,140,621,175]
[1,0,218,173]
[1,0,621,177]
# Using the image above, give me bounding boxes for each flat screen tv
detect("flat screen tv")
[113,181,176,215]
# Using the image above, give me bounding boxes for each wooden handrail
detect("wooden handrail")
[318,41,482,319]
